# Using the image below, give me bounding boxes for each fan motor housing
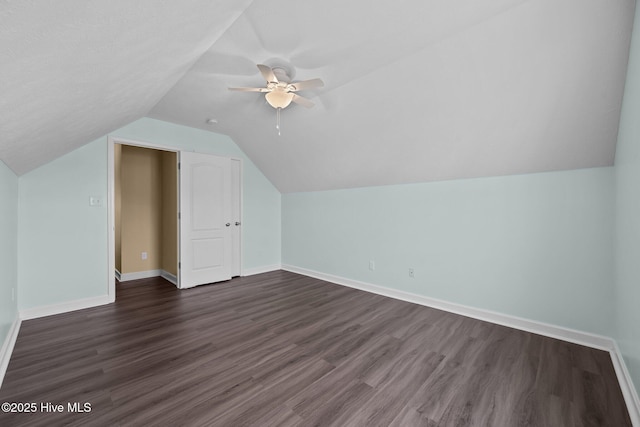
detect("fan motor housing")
[264,58,295,82]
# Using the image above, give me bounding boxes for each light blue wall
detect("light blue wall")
[614,1,640,396]
[0,160,18,346]
[18,140,109,308]
[283,167,614,335]
[18,118,280,310]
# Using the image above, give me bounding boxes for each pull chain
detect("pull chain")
[276,107,281,136]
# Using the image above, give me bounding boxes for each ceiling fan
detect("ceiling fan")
[228,63,324,135]
[229,64,324,110]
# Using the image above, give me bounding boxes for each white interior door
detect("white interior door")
[179,152,232,288]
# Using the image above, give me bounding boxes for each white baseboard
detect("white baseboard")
[611,342,640,426]
[282,265,613,350]
[0,316,21,389]
[160,270,178,286]
[119,269,163,282]
[242,264,282,277]
[120,265,282,282]
[281,264,640,422]
[19,295,111,321]
[118,269,178,286]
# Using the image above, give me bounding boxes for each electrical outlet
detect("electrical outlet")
[141,252,148,260]
[408,268,414,278]
[369,260,375,271]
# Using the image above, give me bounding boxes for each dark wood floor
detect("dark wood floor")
[0,270,631,426]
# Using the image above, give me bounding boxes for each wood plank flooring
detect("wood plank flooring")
[0,270,631,426]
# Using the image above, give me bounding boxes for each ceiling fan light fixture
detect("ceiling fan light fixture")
[265,90,294,109]
[229,63,322,119]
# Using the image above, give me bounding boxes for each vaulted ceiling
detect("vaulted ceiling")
[0,0,635,192]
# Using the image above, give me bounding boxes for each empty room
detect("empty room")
[1,1,640,425]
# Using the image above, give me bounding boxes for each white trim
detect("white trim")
[107,137,115,303]
[108,135,180,153]
[611,342,640,426]
[160,270,178,286]
[282,264,640,422]
[119,269,163,282]
[0,316,21,389]
[177,150,182,288]
[19,295,111,321]
[242,264,282,277]
[114,268,121,281]
[176,152,181,289]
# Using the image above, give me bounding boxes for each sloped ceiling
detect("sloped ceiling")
[1,1,635,192]
[0,0,253,175]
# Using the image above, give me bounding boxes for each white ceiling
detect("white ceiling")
[1,1,635,192]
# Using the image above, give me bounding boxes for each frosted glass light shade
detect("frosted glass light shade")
[265,90,294,109]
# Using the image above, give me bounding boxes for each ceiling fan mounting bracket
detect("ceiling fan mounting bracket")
[263,58,295,82]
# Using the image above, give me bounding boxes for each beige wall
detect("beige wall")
[161,151,177,275]
[117,145,177,276]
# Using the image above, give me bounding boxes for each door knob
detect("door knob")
[235,222,241,226]
[226,223,230,227]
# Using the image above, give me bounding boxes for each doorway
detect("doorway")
[115,144,178,284]
[107,137,243,301]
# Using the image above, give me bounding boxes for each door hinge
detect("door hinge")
[178,162,181,170]
[178,262,181,269]
[178,212,181,220]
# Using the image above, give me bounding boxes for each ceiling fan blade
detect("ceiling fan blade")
[257,64,278,83]
[228,87,269,92]
[289,78,324,92]
[291,94,315,108]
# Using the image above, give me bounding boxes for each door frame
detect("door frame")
[107,136,244,300]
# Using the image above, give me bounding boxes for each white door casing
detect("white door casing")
[231,158,241,277]
[180,152,232,288]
